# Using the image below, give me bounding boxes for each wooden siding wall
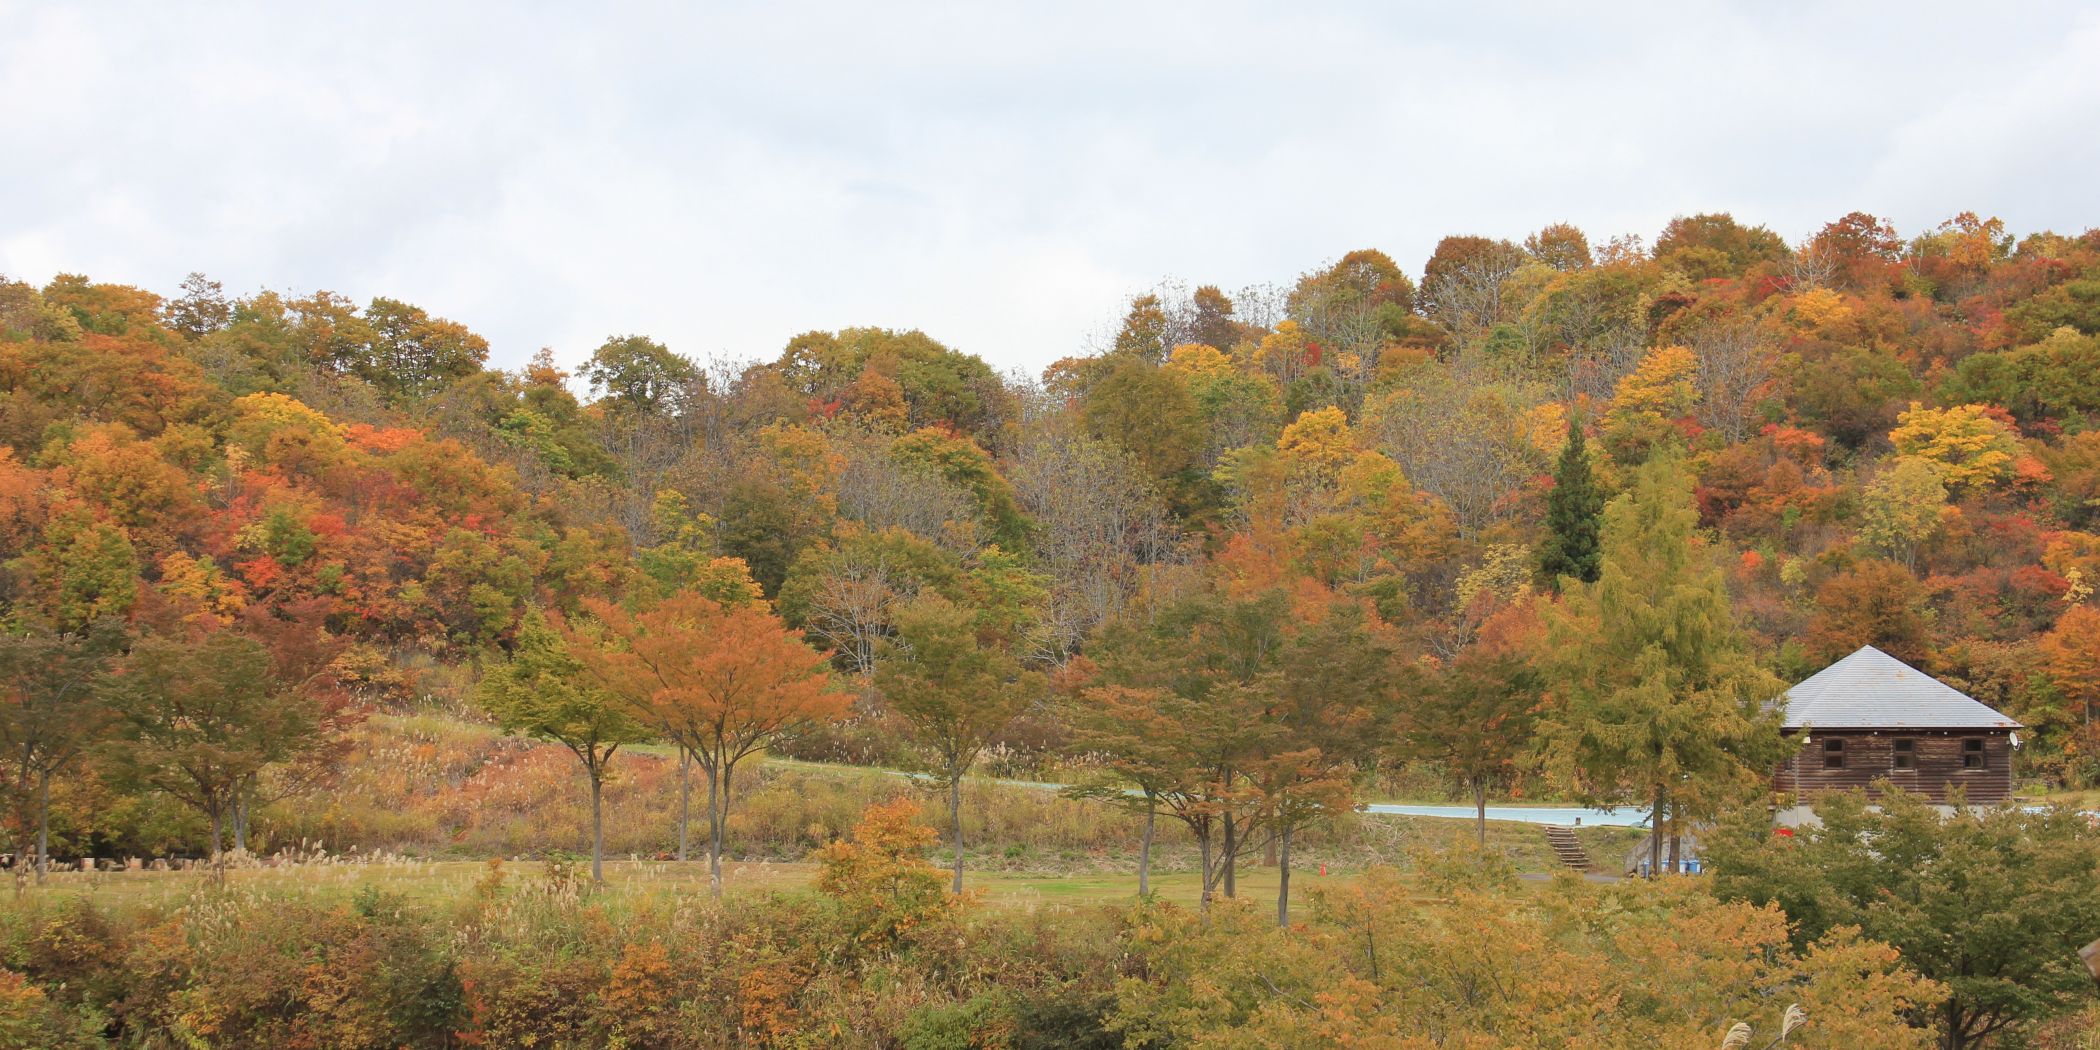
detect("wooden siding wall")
[1775,730,2013,805]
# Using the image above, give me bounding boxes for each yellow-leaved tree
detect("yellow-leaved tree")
[1109,869,1942,1049]
[1602,344,1699,464]
[1888,402,2023,493]
[1275,405,1356,481]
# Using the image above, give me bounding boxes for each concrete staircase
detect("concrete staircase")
[1544,825,1593,873]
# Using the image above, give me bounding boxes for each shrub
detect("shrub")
[121,890,461,1049]
[814,798,956,952]
[0,967,100,1050]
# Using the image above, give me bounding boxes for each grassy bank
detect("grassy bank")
[217,710,1641,878]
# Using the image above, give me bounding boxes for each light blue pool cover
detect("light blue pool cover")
[1362,803,1650,827]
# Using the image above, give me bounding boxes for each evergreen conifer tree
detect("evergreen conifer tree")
[1538,418,1604,587]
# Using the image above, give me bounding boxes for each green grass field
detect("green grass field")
[2024,785,2100,809]
[9,810,1642,914]
[9,855,1426,914]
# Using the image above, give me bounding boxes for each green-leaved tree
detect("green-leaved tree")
[104,631,334,874]
[477,608,648,884]
[0,621,124,883]
[877,591,1043,894]
[1709,789,2100,1050]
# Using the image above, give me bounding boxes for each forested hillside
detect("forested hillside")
[8,209,2100,1047]
[5,211,2100,863]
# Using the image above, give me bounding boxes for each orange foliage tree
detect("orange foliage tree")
[812,797,956,951]
[2042,604,2100,727]
[572,590,843,894]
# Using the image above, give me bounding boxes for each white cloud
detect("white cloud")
[2,1,2094,376]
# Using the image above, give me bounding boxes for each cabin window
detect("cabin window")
[1891,738,1915,770]
[1962,738,1985,770]
[1822,738,1846,770]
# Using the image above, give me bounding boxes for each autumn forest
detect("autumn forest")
[5,211,2100,1048]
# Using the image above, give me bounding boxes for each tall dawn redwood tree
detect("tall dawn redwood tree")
[1536,418,1603,588]
[477,608,647,885]
[1535,452,1786,877]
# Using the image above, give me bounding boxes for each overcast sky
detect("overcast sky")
[4,3,2097,376]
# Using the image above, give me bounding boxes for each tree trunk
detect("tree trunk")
[1197,830,1214,912]
[34,773,50,886]
[676,747,692,863]
[210,802,226,884]
[589,772,605,884]
[1137,798,1155,898]
[1276,824,1293,929]
[1222,809,1237,899]
[704,758,721,893]
[11,802,26,894]
[1472,778,1488,847]
[948,770,964,895]
[708,761,728,897]
[234,791,249,855]
[1667,823,1681,876]
[1647,784,1664,879]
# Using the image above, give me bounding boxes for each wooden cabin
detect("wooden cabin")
[1773,645,2021,812]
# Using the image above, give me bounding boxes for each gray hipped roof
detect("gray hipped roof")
[1781,646,2022,731]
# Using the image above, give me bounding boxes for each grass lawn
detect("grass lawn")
[4,802,1646,917]
[7,850,1527,915]
[2022,785,2100,809]
[746,753,1648,875]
